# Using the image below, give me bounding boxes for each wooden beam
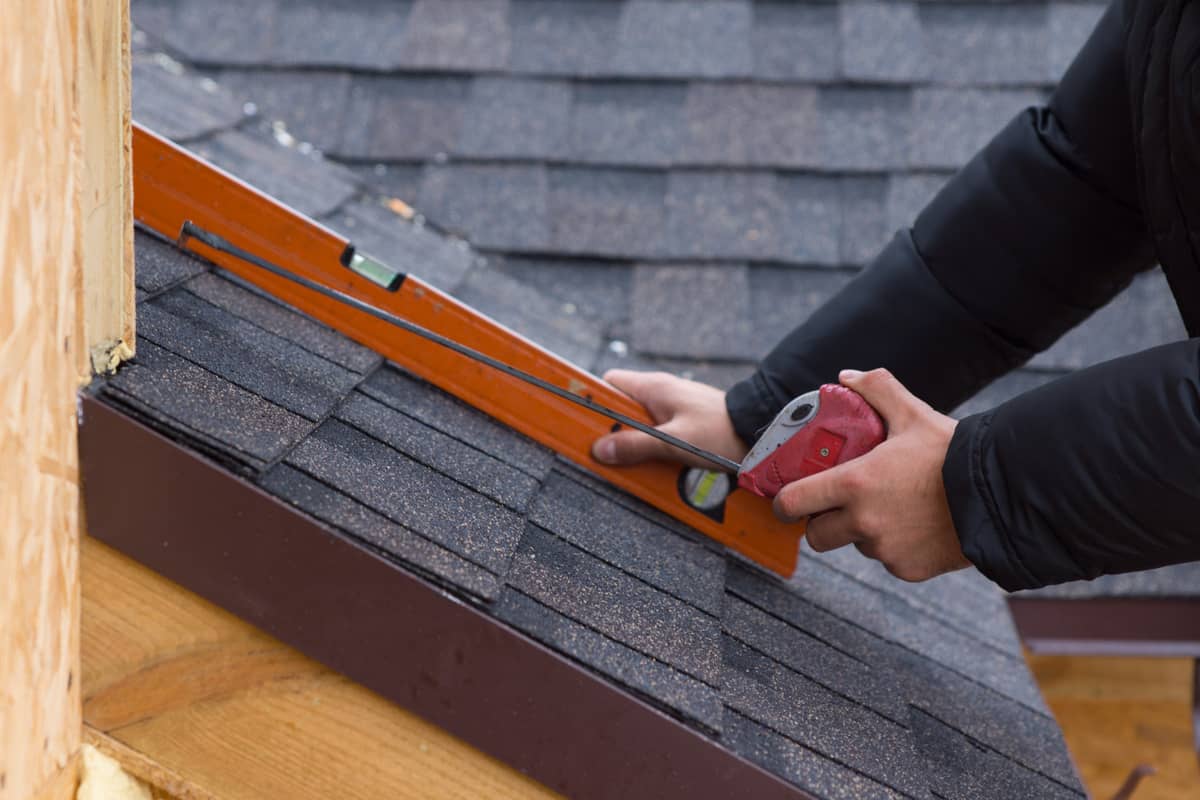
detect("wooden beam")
[81,537,563,800]
[1028,653,1200,799]
[81,0,135,375]
[1,1,131,798]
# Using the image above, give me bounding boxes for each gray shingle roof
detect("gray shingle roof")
[132,0,1184,413]
[111,39,1090,796]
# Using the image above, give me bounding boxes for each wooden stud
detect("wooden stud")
[80,0,135,375]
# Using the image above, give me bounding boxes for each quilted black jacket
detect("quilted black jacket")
[725,0,1200,590]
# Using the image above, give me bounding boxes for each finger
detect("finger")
[772,464,853,522]
[805,510,860,553]
[839,368,924,431]
[603,370,676,421]
[591,428,672,466]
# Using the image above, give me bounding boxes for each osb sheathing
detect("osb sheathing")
[0,1,85,797]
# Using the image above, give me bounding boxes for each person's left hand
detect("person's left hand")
[772,368,971,582]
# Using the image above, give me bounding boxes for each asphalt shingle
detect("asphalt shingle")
[134,229,208,295]
[747,267,856,355]
[336,392,542,512]
[491,256,632,329]
[452,265,604,368]
[261,463,502,599]
[213,70,351,154]
[885,173,951,234]
[182,271,381,374]
[495,587,723,730]
[105,339,311,468]
[630,264,753,360]
[664,172,840,263]
[509,0,621,76]
[268,0,410,69]
[612,1,753,79]
[507,524,722,685]
[529,471,726,615]
[721,636,927,797]
[286,418,526,575]
[680,84,820,168]
[909,88,1042,169]
[165,0,281,65]
[751,2,839,82]
[189,128,359,218]
[132,55,245,142]
[728,561,1047,713]
[459,77,571,160]
[419,164,550,251]
[569,83,685,167]
[910,708,1083,799]
[547,168,666,257]
[839,177,890,266]
[399,0,511,71]
[920,4,1050,87]
[360,366,555,479]
[819,89,913,172]
[137,290,361,422]
[343,76,470,161]
[724,711,903,800]
[839,3,924,83]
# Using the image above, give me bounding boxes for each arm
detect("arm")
[948,341,1200,589]
[597,0,1192,589]
[726,0,1154,444]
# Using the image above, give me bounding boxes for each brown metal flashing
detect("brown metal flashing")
[77,395,810,800]
[1008,596,1200,657]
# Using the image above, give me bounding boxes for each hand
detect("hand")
[591,370,749,469]
[773,368,970,582]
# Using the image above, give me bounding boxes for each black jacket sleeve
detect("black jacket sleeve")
[724,0,1185,589]
[946,342,1200,589]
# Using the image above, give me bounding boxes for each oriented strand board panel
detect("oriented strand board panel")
[81,537,563,800]
[0,2,84,798]
[1029,654,1200,799]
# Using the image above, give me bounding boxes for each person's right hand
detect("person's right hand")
[591,370,748,470]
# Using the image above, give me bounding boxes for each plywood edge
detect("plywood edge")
[83,728,212,800]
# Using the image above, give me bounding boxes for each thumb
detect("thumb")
[839,368,922,430]
[592,428,672,466]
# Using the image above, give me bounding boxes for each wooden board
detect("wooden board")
[1,3,86,798]
[80,0,135,373]
[1029,653,1200,799]
[81,536,563,800]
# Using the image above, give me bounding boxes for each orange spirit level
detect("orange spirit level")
[131,123,807,576]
